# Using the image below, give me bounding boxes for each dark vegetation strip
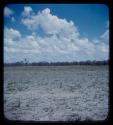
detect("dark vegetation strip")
[4,60,109,66]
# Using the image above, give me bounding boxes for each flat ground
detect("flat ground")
[4,65,109,121]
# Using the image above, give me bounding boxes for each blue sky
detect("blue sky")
[4,4,109,63]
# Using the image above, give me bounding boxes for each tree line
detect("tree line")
[4,59,109,66]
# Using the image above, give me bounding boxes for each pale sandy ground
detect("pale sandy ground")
[4,66,109,121]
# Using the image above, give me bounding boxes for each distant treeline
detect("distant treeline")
[4,60,109,66]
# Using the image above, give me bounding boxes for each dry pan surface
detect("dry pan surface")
[4,65,109,121]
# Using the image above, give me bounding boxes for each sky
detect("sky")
[4,4,109,63]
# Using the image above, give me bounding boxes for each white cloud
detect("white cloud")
[4,7,13,17]
[22,6,33,16]
[4,28,109,63]
[21,8,79,38]
[11,17,15,22]
[4,27,21,40]
[4,8,109,63]
[42,8,50,14]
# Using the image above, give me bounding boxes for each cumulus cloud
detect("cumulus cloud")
[21,8,79,38]
[22,6,33,16]
[4,27,21,40]
[4,8,109,63]
[42,8,50,14]
[4,30,109,63]
[4,7,14,17]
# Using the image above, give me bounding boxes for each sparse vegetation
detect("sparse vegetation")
[4,65,109,121]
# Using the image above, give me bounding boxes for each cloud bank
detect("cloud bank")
[4,7,109,63]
